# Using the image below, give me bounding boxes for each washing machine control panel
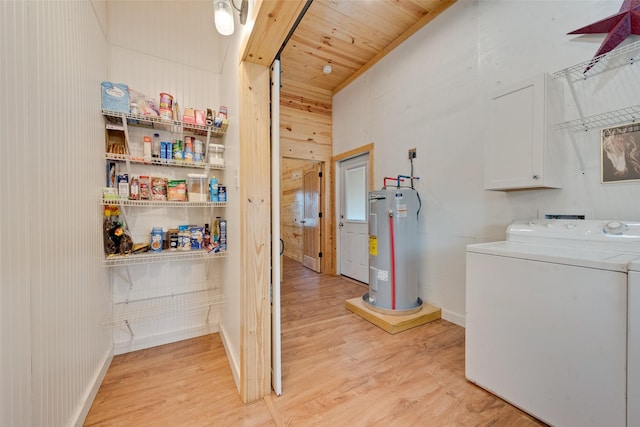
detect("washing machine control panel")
[509,219,640,252]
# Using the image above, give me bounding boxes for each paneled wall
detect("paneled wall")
[1,1,112,426]
[281,159,305,261]
[106,1,229,354]
[279,78,335,273]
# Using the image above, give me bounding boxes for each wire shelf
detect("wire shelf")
[102,109,226,137]
[103,289,225,326]
[552,39,640,82]
[100,198,226,208]
[554,104,640,132]
[104,153,224,170]
[103,249,228,267]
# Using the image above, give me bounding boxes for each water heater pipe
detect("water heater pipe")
[397,175,420,189]
[388,211,397,310]
[383,177,405,188]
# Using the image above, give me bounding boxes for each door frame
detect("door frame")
[332,143,375,277]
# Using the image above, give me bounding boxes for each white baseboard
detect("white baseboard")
[73,347,113,427]
[442,309,465,327]
[114,323,219,355]
[219,322,240,390]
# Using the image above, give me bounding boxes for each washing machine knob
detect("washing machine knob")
[605,221,627,234]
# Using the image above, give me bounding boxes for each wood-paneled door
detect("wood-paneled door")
[302,163,322,273]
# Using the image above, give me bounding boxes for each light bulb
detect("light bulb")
[214,0,234,36]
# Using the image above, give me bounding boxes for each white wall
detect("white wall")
[1,1,112,426]
[106,1,238,354]
[218,27,243,388]
[333,0,640,325]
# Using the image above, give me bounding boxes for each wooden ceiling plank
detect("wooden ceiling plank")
[333,0,457,94]
[309,0,413,43]
[280,62,344,93]
[281,42,363,76]
[282,40,365,71]
[289,17,383,62]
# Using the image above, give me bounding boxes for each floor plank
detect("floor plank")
[85,257,545,426]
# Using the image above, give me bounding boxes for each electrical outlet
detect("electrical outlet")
[408,148,417,159]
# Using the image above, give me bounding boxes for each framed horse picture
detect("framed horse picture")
[601,122,640,183]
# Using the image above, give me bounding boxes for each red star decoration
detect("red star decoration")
[568,0,640,72]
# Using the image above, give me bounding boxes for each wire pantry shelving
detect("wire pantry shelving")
[105,153,224,170]
[103,249,227,267]
[100,198,226,208]
[103,289,225,328]
[102,109,226,137]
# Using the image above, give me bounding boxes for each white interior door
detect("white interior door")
[339,154,369,283]
[270,59,282,396]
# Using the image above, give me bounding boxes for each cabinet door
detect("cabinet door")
[484,73,562,190]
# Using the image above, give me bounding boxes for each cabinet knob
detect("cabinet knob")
[532,174,540,180]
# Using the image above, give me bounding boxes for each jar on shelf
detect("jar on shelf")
[208,143,225,167]
[187,173,208,202]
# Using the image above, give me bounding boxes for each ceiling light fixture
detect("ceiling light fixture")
[213,0,248,36]
[323,65,332,74]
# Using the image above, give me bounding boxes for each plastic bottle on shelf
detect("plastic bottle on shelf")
[204,223,211,247]
[152,133,161,159]
[219,218,227,251]
[209,176,219,202]
[129,176,139,200]
[213,217,220,245]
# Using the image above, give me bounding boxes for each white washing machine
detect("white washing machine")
[466,219,640,427]
[629,259,640,427]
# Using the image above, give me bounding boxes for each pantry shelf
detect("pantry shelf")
[103,249,227,267]
[552,39,640,83]
[105,153,225,170]
[102,109,226,137]
[103,289,225,327]
[555,104,640,132]
[100,198,226,208]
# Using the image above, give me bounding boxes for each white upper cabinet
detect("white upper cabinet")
[484,73,564,191]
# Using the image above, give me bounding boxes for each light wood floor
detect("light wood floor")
[85,257,545,426]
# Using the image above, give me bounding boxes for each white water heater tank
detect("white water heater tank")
[366,188,421,312]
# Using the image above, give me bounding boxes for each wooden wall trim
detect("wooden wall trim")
[332,142,375,191]
[241,0,308,66]
[239,61,271,403]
